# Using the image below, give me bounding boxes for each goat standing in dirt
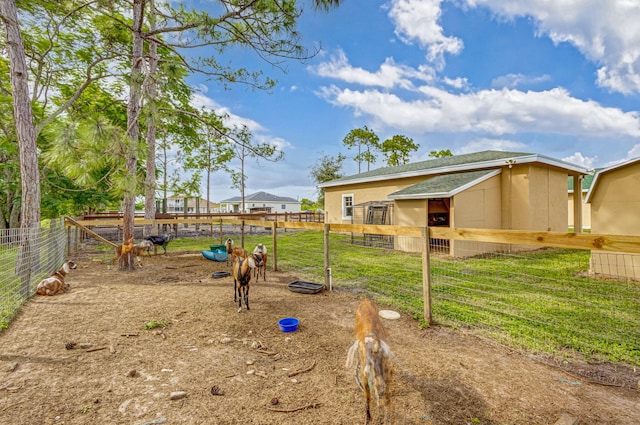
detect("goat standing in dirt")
[144,233,173,256]
[232,252,263,312]
[346,298,395,424]
[36,261,77,296]
[111,239,153,268]
[252,243,267,281]
[225,238,247,266]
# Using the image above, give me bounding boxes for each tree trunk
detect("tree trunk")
[121,0,145,271]
[1,0,41,296]
[144,0,158,238]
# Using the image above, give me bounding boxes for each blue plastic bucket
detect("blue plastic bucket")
[278,317,299,332]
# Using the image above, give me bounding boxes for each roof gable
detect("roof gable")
[389,169,501,200]
[585,157,640,203]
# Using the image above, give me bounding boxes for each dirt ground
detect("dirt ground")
[0,247,638,425]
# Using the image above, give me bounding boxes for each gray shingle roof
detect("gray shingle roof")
[324,151,529,184]
[319,150,589,188]
[389,169,500,200]
[221,191,299,203]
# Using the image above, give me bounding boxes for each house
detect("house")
[585,157,640,280]
[567,172,598,231]
[319,150,589,256]
[160,196,220,214]
[220,191,301,214]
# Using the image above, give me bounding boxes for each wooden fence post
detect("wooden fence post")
[422,227,432,325]
[67,225,72,254]
[272,221,278,272]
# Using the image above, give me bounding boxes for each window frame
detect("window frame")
[342,194,354,220]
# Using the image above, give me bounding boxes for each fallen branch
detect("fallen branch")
[288,361,316,377]
[265,402,321,413]
[121,333,139,337]
[86,346,108,353]
[257,349,278,356]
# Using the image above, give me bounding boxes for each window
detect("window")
[342,194,354,220]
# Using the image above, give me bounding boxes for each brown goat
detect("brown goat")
[112,238,150,268]
[232,253,263,313]
[225,238,247,266]
[36,261,77,296]
[346,298,394,424]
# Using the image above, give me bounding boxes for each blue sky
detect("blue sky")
[187,0,640,203]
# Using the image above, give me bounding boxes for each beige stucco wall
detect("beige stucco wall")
[450,174,502,256]
[393,199,427,252]
[451,174,501,228]
[323,175,431,224]
[590,164,640,235]
[500,164,567,232]
[589,163,640,280]
[567,192,591,230]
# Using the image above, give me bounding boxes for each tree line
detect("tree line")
[308,125,452,207]
[1,0,341,272]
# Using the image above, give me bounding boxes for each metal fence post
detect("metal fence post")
[422,226,432,325]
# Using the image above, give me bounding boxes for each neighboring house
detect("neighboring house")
[567,171,598,231]
[319,150,589,256]
[161,196,220,214]
[220,191,301,214]
[585,157,640,280]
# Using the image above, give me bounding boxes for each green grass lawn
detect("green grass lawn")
[198,231,640,366]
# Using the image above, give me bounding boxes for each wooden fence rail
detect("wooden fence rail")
[67,216,640,254]
[66,217,640,324]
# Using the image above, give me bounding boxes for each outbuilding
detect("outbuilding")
[320,150,589,256]
[585,157,640,280]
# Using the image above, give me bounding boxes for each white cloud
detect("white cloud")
[491,73,551,89]
[457,138,528,154]
[562,152,598,169]
[310,49,435,89]
[626,144,640,160]
[465,0,640,94]
[604,144,640,166]
[254,135,292,152]
[442,76,470,90]
[191,92,265,133]
[317,84,640,138]
[388,0,463,68]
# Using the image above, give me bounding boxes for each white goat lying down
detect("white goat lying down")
[36,261,77,296]
[346,297,395,424]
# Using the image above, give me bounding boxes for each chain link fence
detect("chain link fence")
[0,218,67,328]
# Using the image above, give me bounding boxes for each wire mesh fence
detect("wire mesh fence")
[0,218,67,328]
[320,231,640,366]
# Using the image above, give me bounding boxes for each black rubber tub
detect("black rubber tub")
[287,280,324,294]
